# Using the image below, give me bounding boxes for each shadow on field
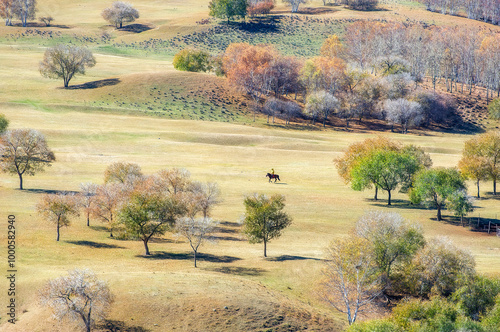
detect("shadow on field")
[368,199,425,210]
[23,188,79,195]
[208,266,267,276]
[98,319,150,332]
[266,255,323,262]
[66,240,125,249]
[119,23,154,33]
[67,78,120,90]
[89,225,109,232]
[140,251,242,263]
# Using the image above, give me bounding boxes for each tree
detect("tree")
[39,269,113,332]
[0,113,8,133]
[103,161,142,185]
[408,237,475,297]
[322,236,382,325]
[383,98,423,134]
[489,99,500,120]
[79,183,99,227]
[300,56,346,95]
[91,183,125,237]
[0,129,55,190]
[175,217,218,267]
[305,91,339,127]
[410,167,467,221]
[242,193,292,257]
[247,0,274,16]
[209,0,247,23]
[39,15,53,26]
[119,183,183,255]
[0,0,14,26]
[152,168,192,195]
[447,190,474,225]
[452,275,500,321]
[101,1,139,29]
[460,132,500,195]
[458,155,488,198]
[350,150,421,205]
[342,0,378,10]
[320,35,344,59]
[173,49,212,73]
[188,181,222,218]
[355,211,425,283]
[37,193,79,241]
[39,44,96,88]
[282,0,306,12]
[12,0,36,27]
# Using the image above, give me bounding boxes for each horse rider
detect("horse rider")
[271,168,275,176]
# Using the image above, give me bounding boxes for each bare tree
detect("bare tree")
[0,0,14,26]
[79,183,99,227]
[0,129,55,190]
[91,183,125,237]
[12,0,36,27]
[305,90,339,127]
[384,98,423,134]
[39,15,53,26]
[322,235,382,325]
[188,181,222,218]
[102,1,139,29]
[176,217,218,267]
[282,0,306,12]
[104,161,143,185]
[39,269,113,332]
[37,193,79,241]
[39,44,96,88]
[152,168,192,195]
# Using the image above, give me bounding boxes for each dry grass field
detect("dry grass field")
[1,0,500,331]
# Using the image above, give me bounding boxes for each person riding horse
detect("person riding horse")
[266,169,280,183]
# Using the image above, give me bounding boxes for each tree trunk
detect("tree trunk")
[143,240,150,256]
[494,180,497,195]
[86,213,90,227]
[263,239,267,257]
[437,205,442,221]
[56,217,60,241]
[194,250,197,268]
[387,190,391,205]
[18,173,23,190]
[477,179,480,199]
[374,186,378,200]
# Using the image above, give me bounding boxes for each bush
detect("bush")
[488,98,500,120]
[452,275,500,321]
[173,49,211,72]
[414,91,456,127]
[248,0,275,16]
[342,0,378,10]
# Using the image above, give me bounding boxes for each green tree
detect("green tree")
[458,153,489,198]
[208,0,247,23]
[351,150,420,205]
[355,211,425,283]
[173,49,211,72]
[447,190,474,225]
[410,167,466,221]
[0,129,55,190]
[242,193,292,257]
[489,98,500,120]
[37,193,79,241]
[452,275,500,321]
[0,113,8,133]
[103,162,143,185]
[39,44,96,88]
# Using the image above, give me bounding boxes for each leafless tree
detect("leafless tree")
[188,181,222,218]
[39,269,113,332]
[282,0,307,12]
[12,0,36,27]
[79,183,99,227]
[102,1,139,29]
[0,0,14,25]
[91,183,125,237]
[39,15,53,26]
[152,168,192,195]
[103,161,143,185]
[39,44,96,88]
[0,129,55,190]
[176,217,218,267]
[305,90,339,127]
[384,98,423,134]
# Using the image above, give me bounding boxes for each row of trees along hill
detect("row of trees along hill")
[335,133,500,222]
[36,162,293,266]
[0,1,139,28]
[321,210,500,330]
[419,0,500,25]
[175,22,499,130]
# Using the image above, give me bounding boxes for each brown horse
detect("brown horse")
[266,173,280,183]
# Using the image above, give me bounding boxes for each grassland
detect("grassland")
[1,0,500,331]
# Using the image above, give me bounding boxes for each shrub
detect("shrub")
[173,49,211,72]
[247,0,275,16]
[342,0,378,10]
[489,98,500,120]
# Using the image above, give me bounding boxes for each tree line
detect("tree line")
[419,0,500,25]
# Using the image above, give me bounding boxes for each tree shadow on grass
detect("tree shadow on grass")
[138,251,241,263]
[265,255,323,262]
[119,23,154,33]
[367,198,427,210]
[207,266,267,276]
[89,225,109,232]
[212,235,244,242]
[65,240,125,249]
[66,78,120,90]
[98,319,151,332]
[23,188,79,195]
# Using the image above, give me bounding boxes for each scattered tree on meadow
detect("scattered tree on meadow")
[383,98,423,134]
[322,235,382,325]
[175,216,218,267]
[209,0,247,23]
[39,269,113,332]
[37,193,79,241]
[39,44,96,88]
[152,167,192,195]
[13,0,36,27]
[91,183,125,237]
[350,150,421,205]
[79,183,99,227]
[103,161,143,185]
[173,49,211,73]
[0,114,8,133]
[39,15,53,27]
[447,190,474,225]
[460,131,500,195]
[188,181,222,218]
[282,0,306,12]
[305,90,339,127]
[0,0,14,26]
[0,129,55,190]
[102,1,139,29]
[410,167,467,221]
[242,193,292,257]
[355,211,425,284]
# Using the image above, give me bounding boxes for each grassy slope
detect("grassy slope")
[1,0,500,331]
